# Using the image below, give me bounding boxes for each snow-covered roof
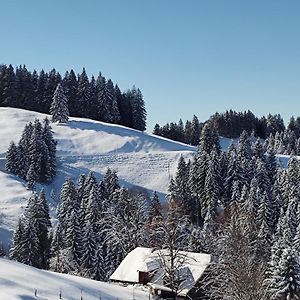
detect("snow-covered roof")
[110,247,153,283]
[110,247,211,297]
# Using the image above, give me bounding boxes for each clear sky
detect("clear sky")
[0,0,299,131]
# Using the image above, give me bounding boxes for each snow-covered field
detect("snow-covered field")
[0,107,197,245]
[0,258,149,299]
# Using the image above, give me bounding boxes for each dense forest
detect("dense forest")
[8,121,300,299]
[0,64,147,131]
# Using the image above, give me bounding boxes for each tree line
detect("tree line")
[153,110,300,147]
[0,64,146,131]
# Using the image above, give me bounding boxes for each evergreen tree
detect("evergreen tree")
[5,141,18,174]
[18,222,40,268]
[188,150,209,225]
[9,218,25,262]
[128,86,146,131]
[26,163,37,190]
[42,117,57,182]
[148,191,163,224]
[90,244,105,281]
[57,177,80,234]
[204,150,222,218]
[50,83,69,123]
[62,69,78,116]
[190,115,201,146]
[266,247,300,300]
[1,64,16,106]
[198,122,220,154]
[63,210,83,273]
[15,144,27,179]
[266,149,278,185]
[36,189,52,269]
[76,68,90,117]
[80,225,97,278]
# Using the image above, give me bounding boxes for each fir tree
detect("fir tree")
[148,191,163,224]
[9,218,25,262]
[26,163,37,190]
[267,247,300,300]
[5,141,18,174]
[76,68,91,117]
[50,83,69,123]
[128,86,146,131]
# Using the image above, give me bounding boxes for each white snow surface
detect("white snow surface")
[0,107,196,244]
[110,247,211,296]
[0,258,149,299]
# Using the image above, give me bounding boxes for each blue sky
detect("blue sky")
[1,1,299,130]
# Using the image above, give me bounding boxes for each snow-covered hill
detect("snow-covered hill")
[0,107,197,244]
[0,258,148,299]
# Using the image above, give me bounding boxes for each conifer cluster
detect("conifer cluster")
[0,65,146,131]
[5,118,57,187]
[167,123,300,299]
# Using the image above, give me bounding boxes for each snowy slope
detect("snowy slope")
[0,107,197,243]
[0,258,148,299]
[0,171,32,246]
[0,108,196,195]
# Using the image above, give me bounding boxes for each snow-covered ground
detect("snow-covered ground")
[0,107,294,247]
[0,107,197,245]
[0,258,149,299]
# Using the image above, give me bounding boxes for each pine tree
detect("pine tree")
[128,86,146,131]
[266,149,278,185]
[27,120,45,181]
[50,83,69,123]
[198,122,221,154]
[62,69,78,116]
[98,79,120,123]
[26,163,37,190]
[238,130,252,160]
[18,222,40,268]
[76,68,91,117]
[5,141,18,174]
[80,225,97,278]
[204,150,222,218]
[267,247,300,300]
[44,68,62,113]
[9,218,25,262]
[102,168,120,203]
[36,189,51,269]
[63,210,83,273]
[148,191,163,224]
[90,245,105,281]
[57,177,80,234]
[172,155,190,215]
[16,144,27,179]
[190,115,201,146]
[188,150,209,225]
[42,117,57,182]
[224,145,246,203]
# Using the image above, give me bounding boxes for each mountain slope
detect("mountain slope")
[0,107,196,243]
[0,258,148,299]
